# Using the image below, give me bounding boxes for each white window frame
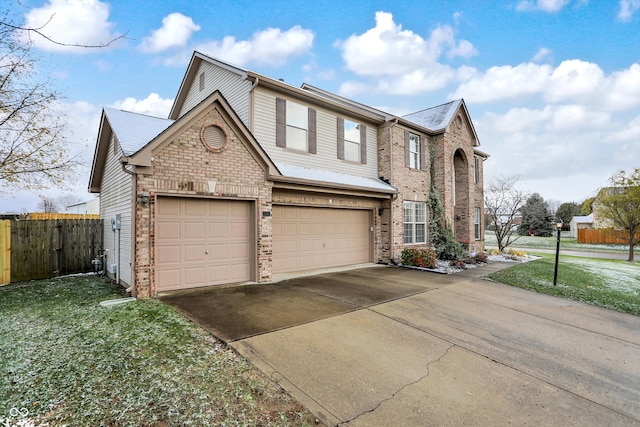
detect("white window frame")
[474,207,481,240]
[403,201,427,244]
[286,100,308,152]
[409,133,420,169]
[343,119,361,162]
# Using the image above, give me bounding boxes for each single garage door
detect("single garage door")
[156,197,252,292]
[272,205,371,274]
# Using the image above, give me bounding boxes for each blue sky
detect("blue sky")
[2,0,640,212]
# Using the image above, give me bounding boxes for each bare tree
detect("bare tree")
[0,18,77,193]
[39,195,59,213]
[595,167,640,262]
[484,175,529,252]
[0,9,127,194]
[56,193,84,210]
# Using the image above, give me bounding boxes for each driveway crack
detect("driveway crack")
[337,344,455,426]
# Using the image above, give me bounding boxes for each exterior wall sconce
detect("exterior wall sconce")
[140,191,151,207]
[455,214,461,220]
[378,208,384,216]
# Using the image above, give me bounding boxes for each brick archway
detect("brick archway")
[453,149,469,242]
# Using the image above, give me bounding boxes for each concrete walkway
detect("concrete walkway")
[163,264,640,426]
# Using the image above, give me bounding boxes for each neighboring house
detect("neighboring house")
[569,214,593,238]
[89,51,488,297]
[66,198,100,215]
[591,186,640,230]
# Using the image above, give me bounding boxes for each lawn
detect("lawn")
[0,276,316,426]
[488,254,640,316]
[484,231,639,254]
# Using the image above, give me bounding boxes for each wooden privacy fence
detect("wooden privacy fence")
[0,219,103,285]
[578,228,640,245]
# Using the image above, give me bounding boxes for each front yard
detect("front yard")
[0,276,316,426]
[489,254,640,316]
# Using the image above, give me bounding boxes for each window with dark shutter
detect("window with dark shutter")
[276,98,286,148]
[360,124,367,164]
[404,131,410,167]
[337,117,345,160]
[419,136,426,171]
[308,108,316,154]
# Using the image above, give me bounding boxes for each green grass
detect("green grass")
[0,276,315,426]
[489,254,640,315]
[484,231,639,254]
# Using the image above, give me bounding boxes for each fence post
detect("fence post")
[0,220,10,285]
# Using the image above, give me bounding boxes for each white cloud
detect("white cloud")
[516,0,571,12]
[451,63,552,102]
[532,47,552,63]
[618,0,640,21]
[111,93,174,118]
[19,0,120,53]
[452,59,640,111]
[335,11,476,96]
[604,63,640,110]
[544,59,606,103]
[140,13,200,53]
[195,25,314,67]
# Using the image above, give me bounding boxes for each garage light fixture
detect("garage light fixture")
[139,191,151,207]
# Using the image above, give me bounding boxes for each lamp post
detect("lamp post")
[553,218,563,286]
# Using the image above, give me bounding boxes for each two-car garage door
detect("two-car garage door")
[155,198,372,291]
[272,205,371,274]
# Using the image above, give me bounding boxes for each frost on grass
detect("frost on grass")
[561,258,640,295]
[0,276,314,426]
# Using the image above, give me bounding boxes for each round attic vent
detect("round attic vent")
[200,124,228,152]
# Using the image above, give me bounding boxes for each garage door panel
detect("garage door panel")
[184,267,206,286]
[272,206,371,274]
[157,245,180,263]
[156,198,252,292]
[184,244,206,262]
[184,222,207,239]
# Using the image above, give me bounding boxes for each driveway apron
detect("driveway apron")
[162,264,640,426]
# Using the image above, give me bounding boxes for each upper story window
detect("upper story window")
[286,101,308,151]
[409,133,420,169]
[337,117,367,164]
[276,98,316,153]
[344,119,361,162]
[474,156,480,183]
[404,131,425,171]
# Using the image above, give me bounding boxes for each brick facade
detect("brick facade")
[131,106,274,297]
[377,109,485,263]
[432,112,485,253]
[377,123,431,262]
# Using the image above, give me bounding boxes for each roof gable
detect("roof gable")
[403,99,480,146]
[131,90,280,178]
[403,100,461,132]
[104,108,174,156]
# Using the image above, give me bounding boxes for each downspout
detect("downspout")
[121,160,136,294]
[389,118,398,263]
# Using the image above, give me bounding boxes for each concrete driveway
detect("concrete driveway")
[161,264,640,426]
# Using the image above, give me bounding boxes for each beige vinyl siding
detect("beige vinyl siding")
[178,62,251,124]
[252,87,379,179]
[100,134,133,287]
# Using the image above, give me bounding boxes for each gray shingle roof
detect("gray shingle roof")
[402,100,462,132]
[103,107,174,156]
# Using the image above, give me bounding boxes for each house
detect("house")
[88,51,487,297]
[66,197,100,215]
[569,214,593,238]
